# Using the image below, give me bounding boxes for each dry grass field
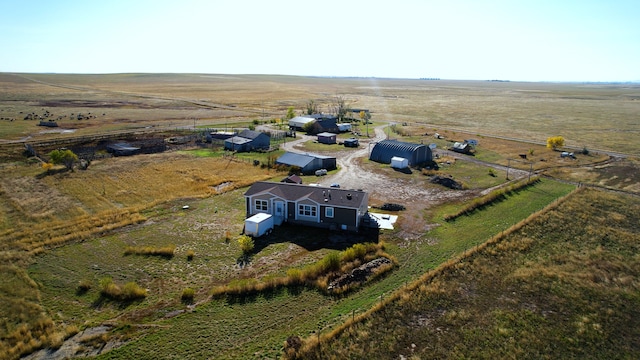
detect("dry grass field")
[1,73,639,154]
[291,188,640,359]
[0,73,638,359]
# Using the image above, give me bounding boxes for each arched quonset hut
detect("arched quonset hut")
[369,139,432,166]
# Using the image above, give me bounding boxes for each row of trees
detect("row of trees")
[286,96,356,122]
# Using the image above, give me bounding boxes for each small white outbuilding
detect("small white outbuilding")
[390,156,409,169]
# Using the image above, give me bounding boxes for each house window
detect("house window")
[255,199,268,211]
[325,207,334,218]
[298,204,317,217]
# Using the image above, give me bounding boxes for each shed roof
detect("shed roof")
[374,139,425,153]
[289,116,316,126]
[317,132,337,137]
[276,152,315,168]
[225,136,252,145]
[238,129,265,140]
[369,139,431,165]
[107,143,140,151]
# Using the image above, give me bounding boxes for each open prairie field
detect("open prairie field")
[0,73,638,359]
[1,73,639,155]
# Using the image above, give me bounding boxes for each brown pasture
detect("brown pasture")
[1,73,639,155]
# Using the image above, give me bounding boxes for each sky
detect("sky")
[1,0,639,82]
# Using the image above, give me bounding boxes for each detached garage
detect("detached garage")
[369,139,432,166]
[276,152,337,174]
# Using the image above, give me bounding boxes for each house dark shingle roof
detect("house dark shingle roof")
[245,181,367,209]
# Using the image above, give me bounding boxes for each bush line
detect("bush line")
[211,242,397,298]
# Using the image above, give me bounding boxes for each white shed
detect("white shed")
[390,156,408,169]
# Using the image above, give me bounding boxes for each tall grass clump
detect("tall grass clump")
[181,287,196,303]
[124,245,176,258]
[99,277,147,301]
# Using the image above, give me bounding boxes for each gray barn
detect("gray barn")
[369,139,432,166]
[224,129,270,152]
[276,152,336,174]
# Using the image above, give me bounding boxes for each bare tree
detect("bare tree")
[331,95,349,122]
[305,99,318,115]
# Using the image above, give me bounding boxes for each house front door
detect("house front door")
[274,201,285,225]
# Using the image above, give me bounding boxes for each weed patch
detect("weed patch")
[124,245,176,258]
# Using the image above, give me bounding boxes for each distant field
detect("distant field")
[1,73,639,155]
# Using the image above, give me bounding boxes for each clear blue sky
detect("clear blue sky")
[1,0,638,82]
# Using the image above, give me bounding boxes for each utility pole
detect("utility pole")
[529,162,533,181]
[506,159,511,180]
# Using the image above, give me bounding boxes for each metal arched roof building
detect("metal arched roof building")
[369,139,432,166]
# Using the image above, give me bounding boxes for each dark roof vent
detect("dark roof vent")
[346,193,352,200]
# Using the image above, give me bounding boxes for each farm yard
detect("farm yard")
[0,73,639,359]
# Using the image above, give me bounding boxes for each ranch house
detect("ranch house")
[244,181,369,232]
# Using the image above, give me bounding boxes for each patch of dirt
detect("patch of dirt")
[22,326,124,360]
[430,175,464,190]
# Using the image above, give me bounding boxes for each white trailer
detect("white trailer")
[244,213,274,237]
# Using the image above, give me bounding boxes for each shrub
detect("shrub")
[121,282,147,300]
[238,235,254,254]
[319,251,341,273]
[181,287,195,303]
[546,135,565,150]
[99,277,147,300]
[77,279,92,294]
[186,250,195,261]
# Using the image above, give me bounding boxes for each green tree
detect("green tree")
[546,136,565,150]
[48,149,78,170]
[302,120,316,134]
[285,106,296,121]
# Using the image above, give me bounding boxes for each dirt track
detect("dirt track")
[280,126,533,237]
